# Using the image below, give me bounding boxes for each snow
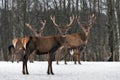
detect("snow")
[0,61,120,80]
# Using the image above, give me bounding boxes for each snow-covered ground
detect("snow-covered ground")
[0,61,120,80]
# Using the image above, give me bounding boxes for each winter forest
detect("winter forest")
[0,0,120,62]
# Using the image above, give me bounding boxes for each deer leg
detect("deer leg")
[29,53,34,63]
[47,60,50,75]
[56,60,59,65]
[22,49,32,75]
[10,49,14,63]
[25,59,29,74]
[64,48,67,64]
[73,55,77,64]
[50,60,54,75]
[14,50,19,63]
[22,58,26,74]
[64,56,67,64]
[12,53,14,63]
[51,54,55,75]
[77,53,81,64]
[16,53,20,63]
[56,55,59,65]
[47,53,50,75]
[47,53,54,75]
[23,54,29,75]
[56,52,59,65]
[9,52,13,62]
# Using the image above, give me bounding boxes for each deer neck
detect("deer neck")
[84,32,89,44]
[80,31,89,44]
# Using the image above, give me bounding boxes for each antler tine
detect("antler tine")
[40,20,46,31]
[89,14,96,25]
[25,23,36,33]
[50,15,59,27]
[25,23,32,28]
[76,16,82,27]
[66,15,74,27]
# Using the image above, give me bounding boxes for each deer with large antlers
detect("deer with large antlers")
[50,15,74,64]
[68,14,96,64]
[8,20,46,63]
[51,14,96,64]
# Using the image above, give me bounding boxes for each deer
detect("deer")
[51,14,96,64]
[50,15,74,64]
[66,14,96,64]
[9,20,46,63]
[22,36,66,75]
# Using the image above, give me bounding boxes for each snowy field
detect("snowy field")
[0,61,120,80]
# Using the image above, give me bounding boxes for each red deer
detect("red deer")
[51,14,96,64]
[22,35,66,75]
[50,15,74,64]
[9,20,46,62]
[66,14,96,64]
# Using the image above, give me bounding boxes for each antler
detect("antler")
[88,14,96,26]
[50,15,62,33]
[50,15,60,27]
[25,23,36,34]
[51,15,74,35]
[76,16,82,27]
[39,20,46,32]
[66,15,74,28]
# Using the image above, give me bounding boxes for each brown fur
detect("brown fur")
[10,37,33,62]
[64,14,96,64]
[22,35,66,75]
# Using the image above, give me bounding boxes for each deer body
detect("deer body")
[64,31,89,64]
[65,32,88,47]
[22,35,66,75]
[29,36,63,52]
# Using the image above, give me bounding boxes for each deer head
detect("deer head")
[77,14,96,35]
[50,15,74,36]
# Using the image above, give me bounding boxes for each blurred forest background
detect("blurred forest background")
[0,0,120,61]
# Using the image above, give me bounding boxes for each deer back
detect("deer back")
[26,35,65,52]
